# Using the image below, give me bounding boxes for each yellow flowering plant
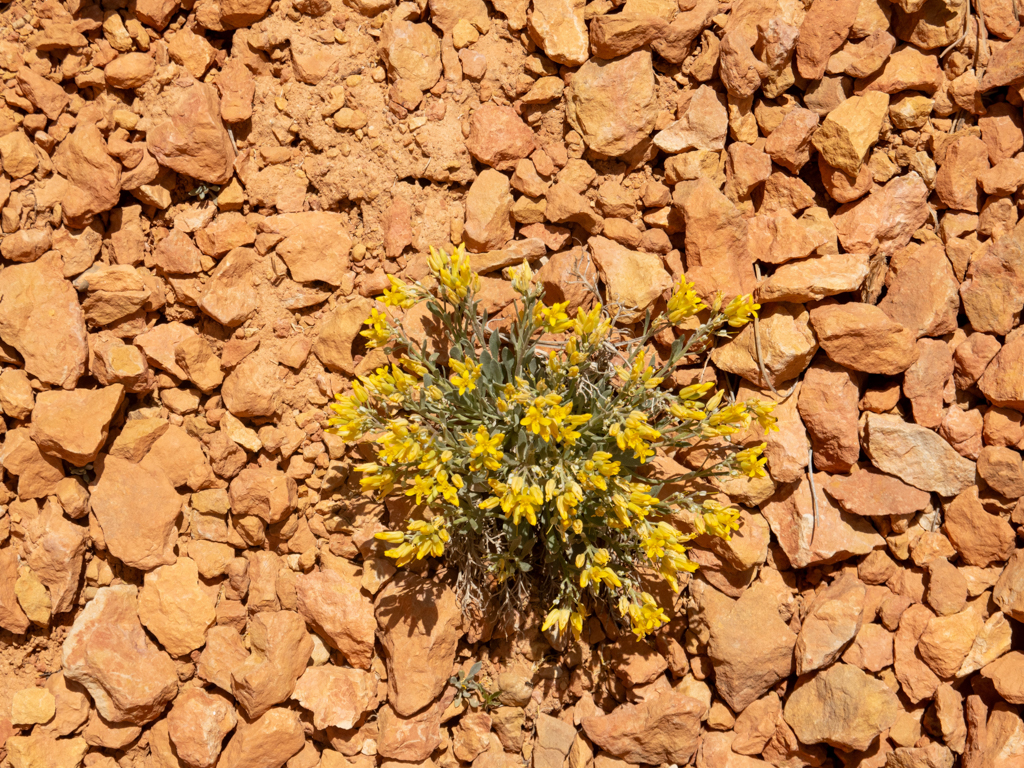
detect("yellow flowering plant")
[329,244,777,641]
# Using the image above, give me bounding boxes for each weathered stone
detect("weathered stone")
[654,85,728,153]
[375,573,464,716]
[979,327,1024,411]
[528,0,587,65]
[147,79,235,185]
[798,358,863,473]
[62,585,178,724]
[784,663,900,751]
[295,569,376,669]
[588,236,672,324]
[878,241,959,338]
[231,610,313,719]
[708,582,796,711]
[810,302,919,375]
[166,688,237,768]
[138,558,217,657]
[795,574,866,675]
[833,172,930,256]
[565,51,657,157]
[216,708,305,768]
[679,179,755,301]
[582,690,704,765]
[0,254,88,390]
[711,303,817,387]
[826,468,932,516]
[29,385,124,467]
[290,665,377,729]
[943,486,1015,566]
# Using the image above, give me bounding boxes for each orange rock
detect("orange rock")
[147,79,235,185]
[796,0,861,79]
[0,548,31,634]
[833,172,930,256]
[902,339,954,428]
[943,486,1016,566]
[0,253,88,389]
[16,67,69,120]
[588,235,672,324]
[296,569,376,669]
[62,585,178,724]
[290,666,378,729]
[466,104,537,171]
[878,241,959,338]
[216,707,305,768]
[934,134,990,212]
[376,691,456,761]
[0,427,65,500]
[527,0,588,66]
[231,611,313,719]
[90,455,182,571]
[138,558,217,657]
[581,690,704,764]
[765,107,819,172]
[198,247,260,327]
[375,573,464,716]
[810,302,919,375]
[959,223,1024,335]
[104,52,155,89]
[827,468,931,517]
[678,179,755,302]
[53,123,122,226]
[167,688,237,768]
[979,326,1024,410]
[797,358,863,473]
[918,608,984,678]
[978,445,1024,498]
[795,574,866,675]
[29,385,124,467]
[463,169,515,251]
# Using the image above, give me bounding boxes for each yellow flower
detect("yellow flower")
[667,276,705,323]
[699,500,741,540]
[609,411,660,463]
[380,516,451,566]
[357,463,396,497]
[464,426,505,472]
[381,275,418,309]
[449,358,482,395]
[534,301,574,334]
[573,304,610,346]
[736,443,768,478]
[360,308,391,348]
[580,565,622,590]
[747,399,779,433]
[326,393,366,440]
[506,261,534,294]
[428,243,480,302]
[723,294,760,327]
[542,604,588,640]
[627,593,669,638]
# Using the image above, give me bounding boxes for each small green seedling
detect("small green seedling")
[450,661,501,709]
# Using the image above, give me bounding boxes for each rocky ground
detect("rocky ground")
[0,0,1023,762]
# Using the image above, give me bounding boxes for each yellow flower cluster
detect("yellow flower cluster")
[377,516,450,567]
[428,243,479,302]
[335,244,776,643]
[608,411,660,463]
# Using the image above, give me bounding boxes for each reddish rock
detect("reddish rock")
[105,53,156,89]
[376,691,455,761]
[796,0,861,78]
[229,467,297,524]
[0,253,88,389]
[878,241,960,338]
[995,549,1024,620]
[565,51,657,157]
[810,302,919,375]
[1,427,66,499]
[216,708,305,768]
[138,558,217,657]
[833,173,930,257]
[764,108,820,172]
[464,169,515,252]
[654,85,729,153]
[29,385,124,467]
[707,582,796,711]
[232,611,313,719]
[783,663,900,751]
[918,608,984,678]
[960,222,1024,336]
[978,327,1024,410]
[861,412,975,497]
[375,573,464,716]
[147,79,234,185]
[53,124,121,225]
[798,358,863,473]
[934,135,990,212]
[978,445,1024,498]
[841,623,895,673]
[950,333,999,391]
[588,236,672,324]
[826,468,932,516]
[221,351,282,418]
[291,666,378,729]
[62,585,178,724]
[167,688,237,768]
[5,733,87,768]
[761,473,884,568]
[903,339,954,428]
[295,569,376,669]
[20,499,87,615]
[466,104,536,170]
[679,179,755,301]
[979,102,1024,163]
[198,247,260,328]
[197,626,249,694]
[980,27,1024,90]
[89,455,183,571]
[0,548,31,634]
[795,574,867,675]
[980,651,1024,704]
[943,486,1015,566]
[582,690,704,764]
[527,0,588,65]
